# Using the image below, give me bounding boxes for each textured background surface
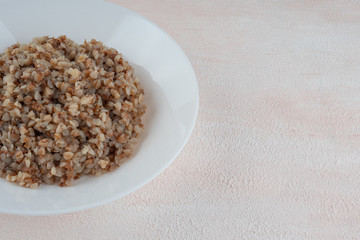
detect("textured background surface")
[2,0,360,239]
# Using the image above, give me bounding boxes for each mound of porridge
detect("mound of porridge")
[0,36,145,188]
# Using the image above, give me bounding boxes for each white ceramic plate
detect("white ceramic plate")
[0,0,198,215]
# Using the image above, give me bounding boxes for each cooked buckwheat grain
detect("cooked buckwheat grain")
[0,36,145,188]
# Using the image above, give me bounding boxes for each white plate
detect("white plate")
[0,0,198,215]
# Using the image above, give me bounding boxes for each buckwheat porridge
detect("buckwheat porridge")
[0,36,146,188]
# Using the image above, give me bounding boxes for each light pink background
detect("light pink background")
[2,0,360,239]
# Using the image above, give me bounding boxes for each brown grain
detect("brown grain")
[0,36,146,188]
